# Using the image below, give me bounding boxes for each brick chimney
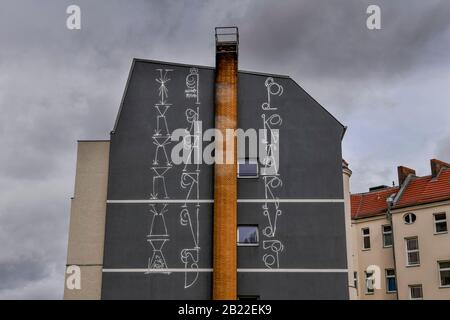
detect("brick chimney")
[212,27,238,300]
[430,159,450,178]
[397,165,416,186]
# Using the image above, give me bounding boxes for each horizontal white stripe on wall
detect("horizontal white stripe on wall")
[106,199,344,204]
[102,268,348,273]
[238,199,344,203]
[103,268,213,273]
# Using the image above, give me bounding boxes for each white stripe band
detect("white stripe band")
[238,199,344,203]
[106,199,344,204]
[238,268,348,273]
[103,268,213,273]
[107,200,213,204]
[102,268,348,273]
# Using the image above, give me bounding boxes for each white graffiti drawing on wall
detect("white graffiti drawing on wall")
[260,77,285,268]
[185,68,200,104]
[147,69,173,275]
[262,176,282,237]
[156,69,172,105]
[261,77,283,111]
[146,204,170,274]
[154,105,170,136]
[180,68,202,288]
[261,114,282,176]
[182,108,201,172]
[150,167,170,200]
[180,207,200,288]
[262,240,284,268]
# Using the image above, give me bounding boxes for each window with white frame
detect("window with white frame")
[409,285,423,300]
[438,261,450,287]
[404,212,416,224]
[237,225,259,246]
[434,213,448,234]
[365,270,374,294]
[382,225,393,247]
[405,237,420,266]
[385,269,397,293]
[362,228,371,250]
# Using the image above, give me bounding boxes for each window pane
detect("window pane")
[405,215,410,223]
[439,262,450,269]
[383,225,392,233]
[404,213,416,224]
[386,269,395,276]
[363,236,371,249]
[440,270,450,286]
[238,160,258,177]
[384,233,393,247]
[436,221,448,233]
[408,252,420,265]
[362,228,370,235]
[410,286,423,299]
[435,213,446,221]
[238,226,258,244]
[406,238,418,250]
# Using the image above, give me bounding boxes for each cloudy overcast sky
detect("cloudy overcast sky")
[0,0,449,299]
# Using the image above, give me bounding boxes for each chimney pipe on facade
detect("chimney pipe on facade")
[212,27,239,300]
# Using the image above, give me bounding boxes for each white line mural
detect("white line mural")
[260,77,285,268]
[261,77,283,111]
[262,240,284,268]
[147,69,173,275]
[150,167,170,199]
[156,69,172,105]
[146,204,170,274]
[185,68,200,104]
[179,68,202,288]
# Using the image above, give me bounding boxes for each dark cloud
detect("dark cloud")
[0,0,449,298]
[0,259,49,291]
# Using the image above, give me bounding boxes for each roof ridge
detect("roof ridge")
[352,186,399,196]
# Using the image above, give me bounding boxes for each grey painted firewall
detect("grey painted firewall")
[101,59,348,300]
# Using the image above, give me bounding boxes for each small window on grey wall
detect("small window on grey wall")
[237,159,259,178]
[238,295,260,300]
[237,225,259,246]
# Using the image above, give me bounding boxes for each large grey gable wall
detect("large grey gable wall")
[101,59,347,299]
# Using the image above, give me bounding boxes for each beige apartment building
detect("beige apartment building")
[344,159,450,300]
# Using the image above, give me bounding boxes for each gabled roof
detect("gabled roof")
[111,58,346,134]
[351,163,450,220]
[351,186,399,220]
[394,168,450,209]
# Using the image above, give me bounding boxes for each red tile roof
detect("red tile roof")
[351,186,399,219]
[351,167,450,219]
[394,168,450,209]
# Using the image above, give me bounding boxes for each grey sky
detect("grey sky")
[0,0,449,299]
